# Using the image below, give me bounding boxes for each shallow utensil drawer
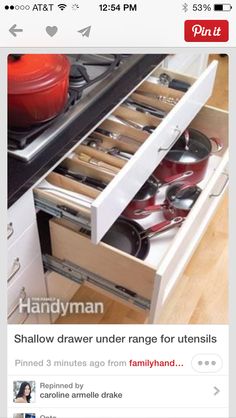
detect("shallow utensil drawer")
[35,61,218,244]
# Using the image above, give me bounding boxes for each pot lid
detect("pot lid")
[8,54,70,94]
[165,129,211,163]
[166,182,201,210]
[166,149,200,163]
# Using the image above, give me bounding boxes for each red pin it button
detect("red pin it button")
[185,20,229,42]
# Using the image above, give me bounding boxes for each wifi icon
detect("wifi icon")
[58,3,67,10]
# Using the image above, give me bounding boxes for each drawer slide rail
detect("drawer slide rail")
[34,196,91,229]
[43,254,150,311]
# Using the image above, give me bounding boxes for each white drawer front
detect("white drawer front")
[8,255,49,324]
[8,190,36,247]
[150,153,228,323]
[8,222,42,285]
[91,61,218,243]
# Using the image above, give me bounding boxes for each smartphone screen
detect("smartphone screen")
[1,1,233,417]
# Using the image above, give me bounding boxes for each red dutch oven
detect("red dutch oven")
[8,54,70,128]
[122,171,193,220]
[134,182,202,220]
[154,128,223,184]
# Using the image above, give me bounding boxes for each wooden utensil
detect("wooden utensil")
[76,152,120,175]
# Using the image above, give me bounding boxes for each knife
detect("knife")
[54,166,107,190]
[124,99,166,118]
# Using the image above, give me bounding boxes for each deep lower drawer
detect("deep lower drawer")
[35,61,218,244]
[46,104,228,323]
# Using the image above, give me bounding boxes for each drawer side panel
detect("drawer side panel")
[49,219,156,300]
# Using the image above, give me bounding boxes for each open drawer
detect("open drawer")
[43,103,228,323]
[35,61,218,244]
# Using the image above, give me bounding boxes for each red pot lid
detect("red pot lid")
[8,54,70,94]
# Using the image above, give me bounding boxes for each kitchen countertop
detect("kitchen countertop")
[8,54,166,208]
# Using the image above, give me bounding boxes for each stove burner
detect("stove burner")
[69,54,122,90]
[8,54,122,153]
[69,64,90,87]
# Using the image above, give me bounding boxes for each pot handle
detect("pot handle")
[210,137,223,154]
[134,204,165,217]
[140,216,184,239]
[160,170,194,185]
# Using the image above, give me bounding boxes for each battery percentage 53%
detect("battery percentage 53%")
[193,4,212,11]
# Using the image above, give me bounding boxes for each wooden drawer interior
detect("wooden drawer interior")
[34,170,100,220]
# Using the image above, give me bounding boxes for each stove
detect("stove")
[8,54,137,162]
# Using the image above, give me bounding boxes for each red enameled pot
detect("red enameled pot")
[8,54,70,128]
[154,129,223,184]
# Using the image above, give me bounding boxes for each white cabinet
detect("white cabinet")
[8,255,49,324]
[7,190,48,324]
[8,222,42,285]
[7,189,36,247]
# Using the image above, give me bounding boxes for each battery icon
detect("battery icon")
[214,4,232,11]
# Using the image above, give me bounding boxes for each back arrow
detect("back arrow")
[214,386,220,396]
[9,24,23,37]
